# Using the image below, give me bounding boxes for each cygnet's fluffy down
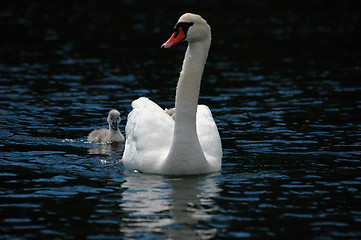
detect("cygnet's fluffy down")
[165,108,176,120]
[88,110,125,143]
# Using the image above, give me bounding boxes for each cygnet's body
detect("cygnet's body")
[88,110,124,143]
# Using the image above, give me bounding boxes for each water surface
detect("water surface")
[1,0,361,239]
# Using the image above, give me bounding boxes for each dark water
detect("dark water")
[1,0,361,239]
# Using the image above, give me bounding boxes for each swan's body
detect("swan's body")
[88,110,124,143]
[123,13,222,175]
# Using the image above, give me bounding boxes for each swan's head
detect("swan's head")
[107,109,121,131]
[161,13,210,48]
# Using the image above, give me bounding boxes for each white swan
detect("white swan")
[122,13,222,175]
[88,109,125,143]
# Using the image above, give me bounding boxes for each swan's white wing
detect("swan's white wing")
[123,97,174,172]
[196,105,222,170]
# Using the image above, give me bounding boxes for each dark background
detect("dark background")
[2,0,361,69]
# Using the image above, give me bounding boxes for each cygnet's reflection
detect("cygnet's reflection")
[120,173,221,239]
[88,142,124,156]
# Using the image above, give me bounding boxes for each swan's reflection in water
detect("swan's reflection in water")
[87,142,124,156]
[120,173,221,239]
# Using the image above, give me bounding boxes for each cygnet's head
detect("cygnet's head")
[161,13,210,48]
[107,109,121,131]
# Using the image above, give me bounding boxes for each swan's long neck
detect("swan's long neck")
[174,40,210,134]
[162,36,211,174]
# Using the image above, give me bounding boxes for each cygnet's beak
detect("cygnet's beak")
[111,121,118,131]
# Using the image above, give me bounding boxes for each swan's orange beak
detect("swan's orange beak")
[161,27,186,49]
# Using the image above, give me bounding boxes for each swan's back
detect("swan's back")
[196,105,222,170]
[123,98,175,173]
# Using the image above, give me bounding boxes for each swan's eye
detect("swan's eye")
[173,22,194,36]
